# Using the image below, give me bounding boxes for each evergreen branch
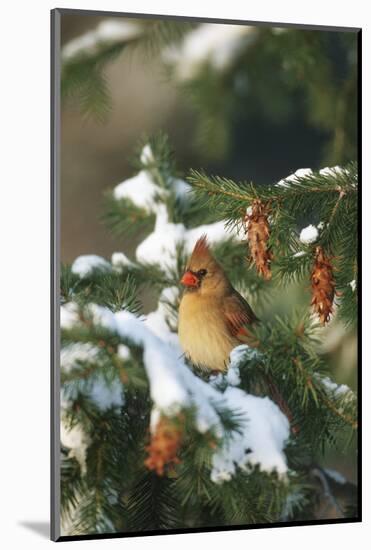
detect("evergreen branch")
[188,169,256,202]
[102,193,156,238]
[292,357,357,430]
[62,20,197,121]
[317,391,357,430]
[61,450,85,520]
[61,131,358,532]
[188,165,358,204]
[238,312,357,442]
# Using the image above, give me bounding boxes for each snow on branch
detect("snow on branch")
[275,165,353,191]
[61,298,290,483]
[60,339,125,475]
[111,252,134,271]
[211,389,289,483]
[61,421,90,475]
[61,341,125,411]
[316,374,355,403]
[69,143,245,286]
[313,373,357,429]
[163,23,257,80]
[62,19,142,61]
[71,255,112,278]
[113,169,164,213]
[276,168,313,188]
[135,203,239,275]
[112,144,242,275]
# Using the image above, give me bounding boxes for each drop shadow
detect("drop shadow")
[18,521,50,539]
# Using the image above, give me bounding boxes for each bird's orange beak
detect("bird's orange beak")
[180,270,199,287]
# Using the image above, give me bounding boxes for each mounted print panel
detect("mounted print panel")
[51,8,361,542]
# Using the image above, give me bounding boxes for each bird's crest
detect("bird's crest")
[189,235,213,261]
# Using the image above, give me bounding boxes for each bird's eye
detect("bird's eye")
[197,269,207,277]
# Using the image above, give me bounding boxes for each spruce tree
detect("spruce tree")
[59,16,358,537]
[60,135,358,536]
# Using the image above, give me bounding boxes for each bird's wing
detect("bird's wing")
[223,290,259,343]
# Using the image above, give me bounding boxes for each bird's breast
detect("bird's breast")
[178,294,237,372]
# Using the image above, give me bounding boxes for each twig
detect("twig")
[320,392,358,429]
[311,467,344,519]
[328,189,346,226]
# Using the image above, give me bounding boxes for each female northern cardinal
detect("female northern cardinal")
[178,235,258,372]
[178,236,298,432]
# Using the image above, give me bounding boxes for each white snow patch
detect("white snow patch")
[60,421,90,474]
[160,286,180,304]
[61,342,100,372]
[320,376,349,396]
[71,255,111,278]
[114,308,190,415]
[113,168,191,219]
[62,19,142,61]
[276,168,313,188]
[136,204,184,272]
[293,251,306,258]
[117,344,131,361]
[211,389,289,483]
[349,279,356,292]
[113,170,162,213]
[89,378,124,411]
[229,344,253,366]
[61,342,125,411]
[210,345,261,389]
[299,224,319,245]
[111,251,134,270]
[61,302,80,329]
[88,303,118,333]
[163,23,256,80]
[209,345,245,389]
[316,374,354,402]
[319,166,348,177]
[150,407,162,433]
[226,345,251,386]
[317,221,325,230]
[172,178,191,199]
[144,287,182,352]
[140,144,155,165]
[225,363,241,387]
[136,201,238,275]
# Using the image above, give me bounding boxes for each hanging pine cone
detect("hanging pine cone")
[244,199,273,279]
[310,246,336,324]
[144,415,183,476]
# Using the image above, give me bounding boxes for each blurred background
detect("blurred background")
[60,13,358,483]
[61,14,357,260]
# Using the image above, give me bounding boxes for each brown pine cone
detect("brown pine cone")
[144,415,183,476]
[310,246,336,324]
[245,199,273,280]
